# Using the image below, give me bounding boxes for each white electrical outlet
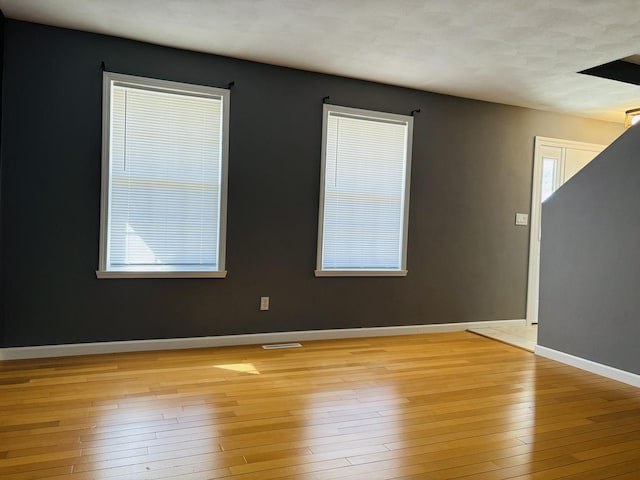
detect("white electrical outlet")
[260,296,269,311]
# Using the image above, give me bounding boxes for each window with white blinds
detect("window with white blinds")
[316,104,413,276]
[97,72,229,278]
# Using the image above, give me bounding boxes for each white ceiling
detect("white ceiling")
[1,0,639,123]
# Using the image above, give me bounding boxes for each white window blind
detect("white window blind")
[97,72,229,278]
[316,104,413,276]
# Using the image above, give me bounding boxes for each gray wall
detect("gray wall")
[538,127,640,375]
[0,20,623,347]
[0,10,5,346]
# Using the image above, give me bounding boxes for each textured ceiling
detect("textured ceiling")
[1,0,639,123]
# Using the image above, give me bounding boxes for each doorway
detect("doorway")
[526,137,606,325]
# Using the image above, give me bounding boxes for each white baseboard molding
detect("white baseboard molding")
[0,319,525,361]
[535,345,640,388]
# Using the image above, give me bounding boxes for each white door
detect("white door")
[526,137,606,325]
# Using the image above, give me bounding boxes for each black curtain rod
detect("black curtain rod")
[101,61,235,90]
[323,96,420,117]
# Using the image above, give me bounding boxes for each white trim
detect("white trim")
[531,136,607,151]
[96,270,227,279]
[314,269,408,277]
[401,112,413,271]
[315,103,330,271]
[526,137,606,325]
[535,345,640,388]
[0,319,525,361]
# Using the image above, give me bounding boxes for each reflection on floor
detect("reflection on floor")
[5,331,640,478]
[467,324,538,352]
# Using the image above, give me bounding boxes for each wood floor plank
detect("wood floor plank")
[1,332,638,479]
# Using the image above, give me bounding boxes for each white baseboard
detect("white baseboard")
[0,319,525,361]
[535,345,640,388]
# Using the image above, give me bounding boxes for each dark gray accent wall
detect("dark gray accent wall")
[538,127,640,375]
[0,10,5,346]
[0,20,623,347]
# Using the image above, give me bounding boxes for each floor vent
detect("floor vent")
[262,343,302,350]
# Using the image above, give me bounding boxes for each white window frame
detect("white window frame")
[97,72,230,279]
[315,104,413,277]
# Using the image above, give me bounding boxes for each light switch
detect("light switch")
[515,213,529,226]
[260,296,270,311]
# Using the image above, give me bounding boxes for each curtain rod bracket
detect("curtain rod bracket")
[227,81,235,89]
[322,96,330,104]
[410,109,421,116]
[101,61,106,72]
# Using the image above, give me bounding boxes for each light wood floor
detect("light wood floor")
[1,332,639,480]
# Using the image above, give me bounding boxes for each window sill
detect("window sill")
[314,269,408,277]
[96,270,228,279]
